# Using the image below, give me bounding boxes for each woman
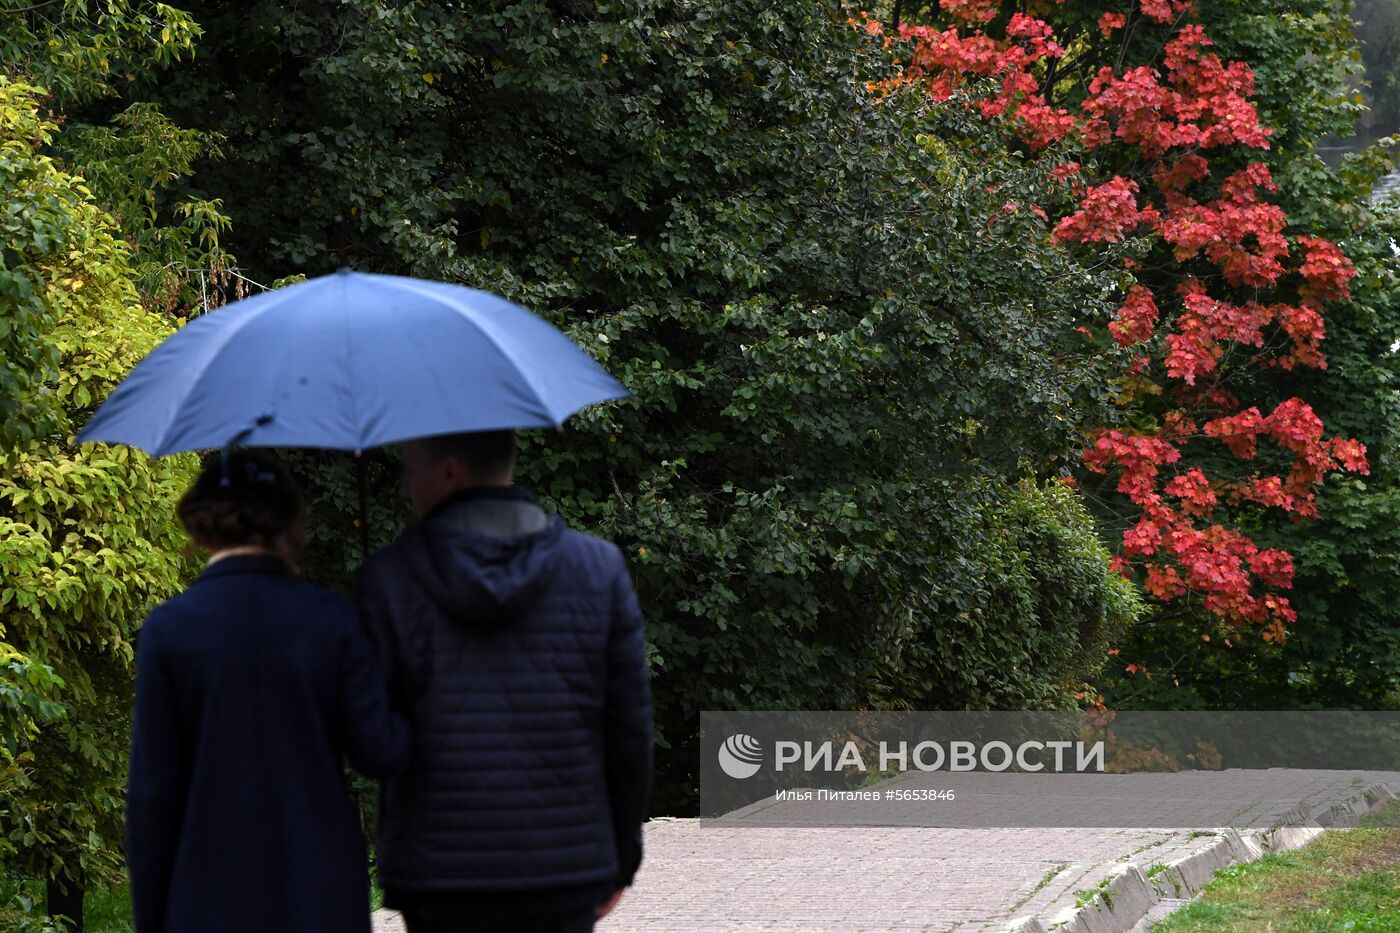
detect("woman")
[126,450,408,933]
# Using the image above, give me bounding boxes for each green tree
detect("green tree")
[1,0,228,444]
[2,5,232,921]
[145,0,1141,810]
[0,1,199,106]
[0,80,70,447]
[0,78,200,923]
[1,0,231,313]
[0,645,65,921]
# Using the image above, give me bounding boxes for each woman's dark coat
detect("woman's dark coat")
[125,553,408,933]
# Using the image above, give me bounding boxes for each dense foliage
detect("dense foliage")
[0,78,200,921]
[888,0,1400,708]
[1,4,220,923]
[135,0,1143,810]
[1173,1,1400,709]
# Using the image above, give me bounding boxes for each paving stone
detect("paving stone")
[370,770,1398,932]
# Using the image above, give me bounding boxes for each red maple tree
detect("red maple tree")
[877,0,1364,644]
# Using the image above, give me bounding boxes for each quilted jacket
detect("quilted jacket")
[356,486,653,896]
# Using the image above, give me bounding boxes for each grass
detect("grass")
[0,878,387,929]
[1153,798,1400,932]
[0,881,134,933]
[1074,875,1117,910]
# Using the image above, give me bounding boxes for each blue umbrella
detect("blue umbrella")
[78,269,628,454]
[78,269,629,557]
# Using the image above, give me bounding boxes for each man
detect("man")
[356,430,653,933]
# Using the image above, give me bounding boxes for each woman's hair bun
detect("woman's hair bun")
[179,450,303,553]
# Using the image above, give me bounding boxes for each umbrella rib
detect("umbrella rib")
[376,275,559,426]
[341,272,362,448]
[149,284,310,455]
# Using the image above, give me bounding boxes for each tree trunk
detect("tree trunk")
[46,871,85,933]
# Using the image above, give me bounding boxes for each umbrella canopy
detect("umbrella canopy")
[77,269,628,455]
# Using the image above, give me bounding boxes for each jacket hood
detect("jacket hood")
[405,487,565,625]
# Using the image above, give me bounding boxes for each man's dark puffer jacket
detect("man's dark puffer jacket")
[355,486,653,900]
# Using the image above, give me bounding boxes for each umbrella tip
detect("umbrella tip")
[336,265,354,275]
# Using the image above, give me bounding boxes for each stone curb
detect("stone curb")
[1002,780,1397,933]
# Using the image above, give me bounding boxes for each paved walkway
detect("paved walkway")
[373,770,1398,933]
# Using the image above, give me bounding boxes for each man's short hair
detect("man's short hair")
[421,429,518,479]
